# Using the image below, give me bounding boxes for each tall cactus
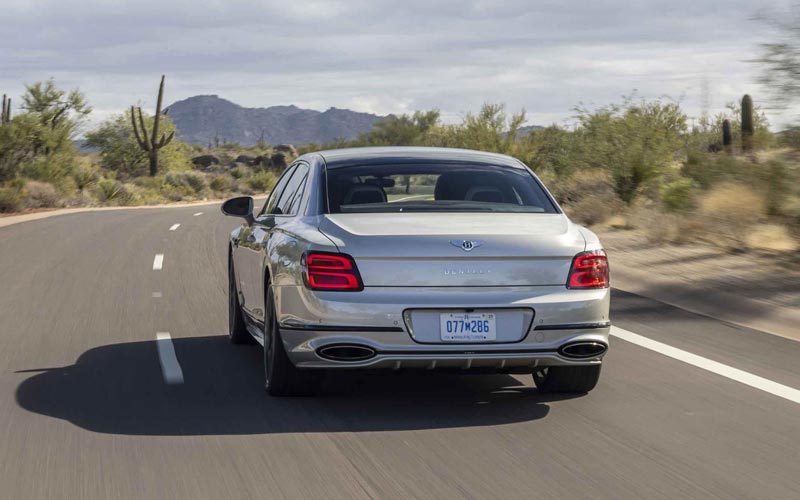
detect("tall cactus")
[722,119,732,153]
[1,94,10,124]
[741,94,754,152]
[131,75,174,176]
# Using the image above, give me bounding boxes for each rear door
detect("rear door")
[236,165,296,321]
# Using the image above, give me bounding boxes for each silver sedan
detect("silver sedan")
[222,147,610,396]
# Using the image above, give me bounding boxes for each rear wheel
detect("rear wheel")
[264,284,321,397]
[532,365,601,394]
[228,255,252,344]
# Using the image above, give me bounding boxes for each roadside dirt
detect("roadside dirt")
[599,228,800,341]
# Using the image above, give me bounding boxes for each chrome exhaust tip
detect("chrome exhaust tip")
[559,342,607,359]
[317,344,376,362]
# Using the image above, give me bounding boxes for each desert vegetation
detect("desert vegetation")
[1,72,798,253]
[0,78,291,213]
[300,95,799,252]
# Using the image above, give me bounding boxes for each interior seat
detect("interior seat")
[465,186,505,203]
[343,184,387,205]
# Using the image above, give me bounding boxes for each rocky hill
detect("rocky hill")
[166,95,386,146]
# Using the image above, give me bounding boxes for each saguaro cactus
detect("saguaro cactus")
[1,94,10,124]
[741,94,754,152]
[722,119,732,152]
[131,75,174,176]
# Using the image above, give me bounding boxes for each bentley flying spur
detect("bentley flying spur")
[222,147,610,396]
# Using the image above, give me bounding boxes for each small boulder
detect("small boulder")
[235,155,256,165]
[192,155,220,168]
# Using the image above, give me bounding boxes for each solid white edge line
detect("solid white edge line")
[155,332,184,385]
[193,212,203,216]
[152,254,164,270]
[169,223,180,231]
[610,326,800,405]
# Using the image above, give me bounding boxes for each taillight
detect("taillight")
[302,252,363,291]
[567,250,609,289]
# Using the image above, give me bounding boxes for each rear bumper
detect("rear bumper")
[275,285,610,370]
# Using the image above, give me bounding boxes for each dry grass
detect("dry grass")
[745,224,799,252]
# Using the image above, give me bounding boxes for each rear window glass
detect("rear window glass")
[326,163,558,214]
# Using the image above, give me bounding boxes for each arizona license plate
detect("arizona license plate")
[440,312,497,342]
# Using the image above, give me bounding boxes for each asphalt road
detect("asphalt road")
[0,205,798,499]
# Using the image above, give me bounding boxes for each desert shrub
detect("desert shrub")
[23,181,60,208]
[165,171,207,194]
[122,183,166,206]
[210,175,232,192]
[95,178,129,203]
[660,178,695,212]
[697,182,766,247]
[577,97,687,204]
[248,171,277,192]
[699,183,766,222]
[72,164,100,190]
[564,191,625,226]
[19,152,76,186]
[229,165,249,179]
[86,111,191,176]
[744,224,798,252]
[547,170,616,206]
[763,160,790,216]
[132,175,166,191]
[644,211,707,244]
[0,187,24,213]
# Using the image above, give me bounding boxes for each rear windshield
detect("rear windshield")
[326,163,559,214]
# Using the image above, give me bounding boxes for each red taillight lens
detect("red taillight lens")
[303,252,363,291]
[567,250,609,289]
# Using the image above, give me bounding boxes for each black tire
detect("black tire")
[228,254,252,344]
[264,284,321,397]
[532,365,601,394]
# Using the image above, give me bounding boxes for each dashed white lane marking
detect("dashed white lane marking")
[611,326,800,405]
[193,212,203,216]
[152,254,164,270]
[151,291,162,298]
[169,223,180,231]
[155,332,184,384]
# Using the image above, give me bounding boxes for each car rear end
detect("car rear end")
[276,149,610,389]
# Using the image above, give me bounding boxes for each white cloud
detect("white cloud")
[0,0,797,129]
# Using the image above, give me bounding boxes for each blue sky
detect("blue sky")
[1,0,796,129]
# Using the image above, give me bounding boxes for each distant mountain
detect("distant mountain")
[166,95,386,146]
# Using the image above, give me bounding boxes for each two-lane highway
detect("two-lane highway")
[1,205,798,499]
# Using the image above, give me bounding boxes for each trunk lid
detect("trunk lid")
[318,213,586,287]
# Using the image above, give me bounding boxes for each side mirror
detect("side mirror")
[221,196,255,225]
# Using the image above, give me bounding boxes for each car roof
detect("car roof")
[308,146,527,170]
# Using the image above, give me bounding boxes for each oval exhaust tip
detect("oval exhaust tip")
[317,344,376,362]
[560,342,607,359]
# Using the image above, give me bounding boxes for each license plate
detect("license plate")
[440,312,496,342]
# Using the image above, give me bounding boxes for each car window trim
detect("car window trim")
[273,162,309,218]
[258,164,298,217]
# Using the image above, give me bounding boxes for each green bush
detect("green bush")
[229,165,248,179]
[19,153,76,185]
[248,171,277,192]
[165,171,207,194]
[72,164,100,190]
[0,187,24,213]
[209,175,232,192]
[660,178,695,212]
[95,178,128,203]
